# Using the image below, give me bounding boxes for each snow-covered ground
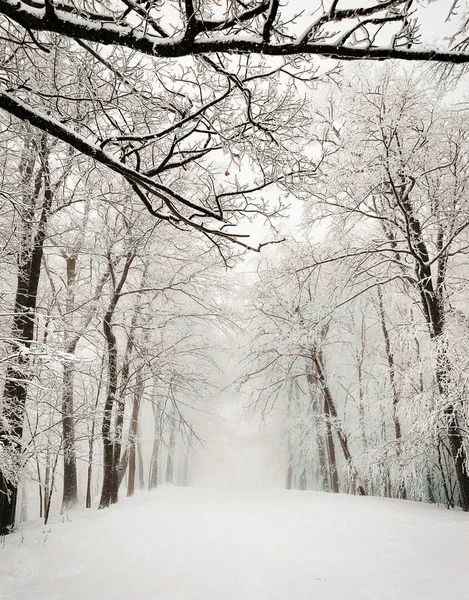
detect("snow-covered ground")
[2,487,468,600]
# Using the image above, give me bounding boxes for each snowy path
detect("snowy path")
[2,487,469,600]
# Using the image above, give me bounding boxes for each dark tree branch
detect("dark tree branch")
[0,0,468,63]
[263,0,280,43]
[0,88,282,251]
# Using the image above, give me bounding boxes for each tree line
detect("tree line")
[239,67,469,510]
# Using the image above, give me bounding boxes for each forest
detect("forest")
[1,0,469,547]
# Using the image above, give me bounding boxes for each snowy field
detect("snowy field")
[2,487,469,600]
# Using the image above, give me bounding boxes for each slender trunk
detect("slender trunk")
[61,255,79,511]
[314,349,367,496]
[111,319,137,503]
[305,363,329,490]
[180,430,192,488]
[181,453,189,487]
[297,467,307,490]
[127,372,143,497]
[36,457,43,519]
[137,432,145,489]
[165,424,176,484]
[86,356,104,509]
[99,252,135,509]
[61,360,78,511]
[148,404,161,490]
[99,312,118,508]
[44,451,60,525]
[20,485,28,523]
[110,396,125,504]
[426,469,436,504]
[148,436,160,490]
[357,315,368,456]
[117,447,129,490]
[377,287,407,499]
[308,353,339,493]
[286,461,293,490]
[323,396,340,493]
[127,445,136,496]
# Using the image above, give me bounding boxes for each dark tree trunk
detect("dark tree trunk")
[422,265,469,509]
[44,451,59,525]
[60,255,79,512]
[111,318,137,504]
[117,447,130,491]
[86,464,93,510]
[323,397,340,494]
[61,360,78,510]
[99,307,118,508]
[397,182,469,509]
[99,252,134,509]
[110,395,125,504]
[127,442,136,496]
[0,136,52,534]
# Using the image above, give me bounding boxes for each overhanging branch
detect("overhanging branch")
[0,0,468,63]
[0,89,282,251]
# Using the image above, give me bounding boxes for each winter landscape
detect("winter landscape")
[1,0,469,598]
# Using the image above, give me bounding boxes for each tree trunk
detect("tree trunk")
[286,461,293,490]
[44,451,60,525]
[148,436,160,490]
[99,252,134,509]
[61,360,78,511]
[20,485,28,523]
[127,372,143,497]
[86,357,104,509]
[165,424,176,485]
[305,363,329,491]
[148,404,161,490]
[111,315,138,503]
[377,286,407,500]
[180,430,192,487]
[297,467,307,490]
[323,396,340,493]
[60,255,79,512]
[137,432,145,489]
[314,348,367,496]
[0,135,52,534]
[398,182,469,509]
[100,311,118,508]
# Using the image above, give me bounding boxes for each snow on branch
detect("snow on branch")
[0,88,284,251]
[0,0,468,63]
